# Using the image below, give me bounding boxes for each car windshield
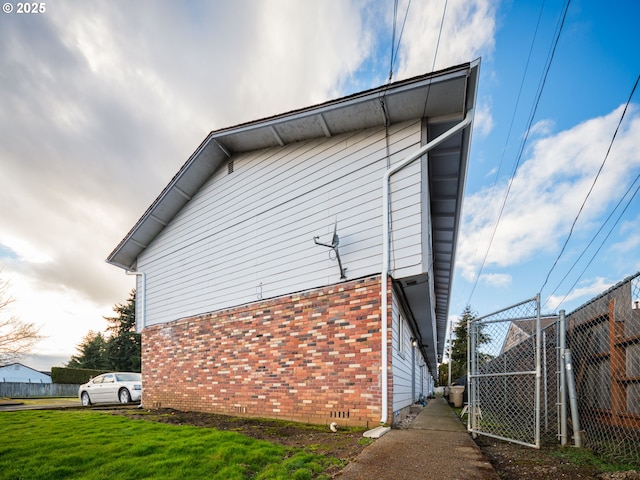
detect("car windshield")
[115,373,141,382]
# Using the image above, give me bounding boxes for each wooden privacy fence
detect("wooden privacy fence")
[0,382,79,398]
[566,273,640,465]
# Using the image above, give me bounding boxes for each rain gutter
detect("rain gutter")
[379,109,473,425]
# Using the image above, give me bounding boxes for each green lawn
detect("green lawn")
[0,410,337,479]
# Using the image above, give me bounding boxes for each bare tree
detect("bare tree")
[0,274,42,364]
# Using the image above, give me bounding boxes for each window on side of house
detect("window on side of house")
[398,312,405,356]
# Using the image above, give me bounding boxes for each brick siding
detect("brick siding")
[142,275,392,427]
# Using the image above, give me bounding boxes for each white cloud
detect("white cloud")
[394,0,496,79]
[545,277,612,311]
[485,167,498,178]
[0,0,501,363]
[611,213,640,255]
[1,270,114,359]
[480,273,512,287]
[527,119,555,138]
[458,104,640,281]
[474,99,495,137]
[0,0,375,308]
[1,1,364,360]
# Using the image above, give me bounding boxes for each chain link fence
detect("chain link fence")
[468,273,640,467]
[468,296,546,448]
[565,272,640,466]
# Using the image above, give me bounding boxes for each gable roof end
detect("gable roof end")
[107,61,478,271]
[107,61,480,369]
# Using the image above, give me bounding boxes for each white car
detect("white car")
[79,372,142,406]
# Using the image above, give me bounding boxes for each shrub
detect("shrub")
[51,367,107,384]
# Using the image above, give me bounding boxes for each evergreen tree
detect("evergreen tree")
[67,290,141,372]
[105,290,141,372]
[67,331,109,369]
[448,305,490,382]
[437,361,449,386]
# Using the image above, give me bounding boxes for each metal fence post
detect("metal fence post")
[468,315,477,434]
[558,310,567,446]
[448,320,453,388]
[564,349,583,447]
[543,329,548,433]
[469,274,640,464]
[535,293,541,449]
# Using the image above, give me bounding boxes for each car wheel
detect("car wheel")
[81,392,91,406]
[119,388,132,404]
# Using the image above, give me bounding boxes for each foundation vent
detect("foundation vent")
[330,410,350,419]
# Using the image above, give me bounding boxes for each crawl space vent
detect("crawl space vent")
[330,410,350,419]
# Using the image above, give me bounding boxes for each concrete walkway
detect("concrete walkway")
[338,396,499,479]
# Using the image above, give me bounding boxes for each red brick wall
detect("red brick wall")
[142,275,392,427]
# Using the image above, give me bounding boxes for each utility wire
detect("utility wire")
[421,0,447,118]
[431,0,446,73]
[416,0,448,126]
[389,0,412,81]
[553,178,640,311]
[544,170,640,309]
[389,0,398,81]
[466,0,571,304]
[539,73,640,295]
[463,0,547,302]
[383,0,413,276]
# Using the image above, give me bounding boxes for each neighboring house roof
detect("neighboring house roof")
[0,362,52,383]
[107,60,480,365]
[500,316,558,354]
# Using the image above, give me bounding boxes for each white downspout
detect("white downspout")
[380,110,473,425]
[125,271,146,332]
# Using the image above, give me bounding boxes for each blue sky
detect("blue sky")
[0,0,638,370]
[454,0,640,319]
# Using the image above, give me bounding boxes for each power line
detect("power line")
[463,0,547,302]
[552,177,640,311]
[431,0,447,72]
[466,0,572,304]
[539,73,640,295]
[389,0,412,81]
[422,0,447,118]
[389,0,398,81]
[544,170,640,310]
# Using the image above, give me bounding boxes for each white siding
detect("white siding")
[391,292,431,413]
[391,295,413,413]
[138,120,427,325]
[391,291,432,414]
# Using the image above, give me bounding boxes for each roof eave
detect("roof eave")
[107,60,480,279]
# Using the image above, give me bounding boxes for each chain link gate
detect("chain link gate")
[468,294,547,448]
[466,273,640,465]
